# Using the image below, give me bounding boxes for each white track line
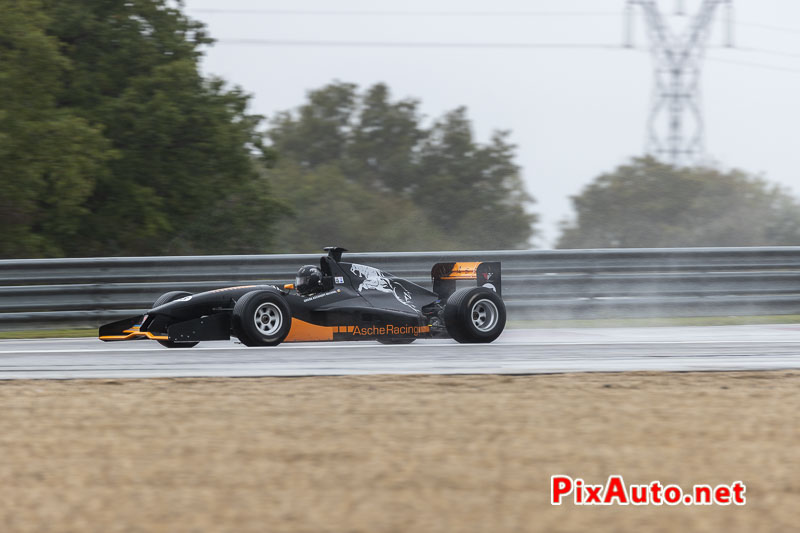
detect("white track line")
[1,339,799,355]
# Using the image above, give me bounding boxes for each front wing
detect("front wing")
[98,315,167,341]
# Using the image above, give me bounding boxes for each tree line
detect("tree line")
[2,0,800,258]
[1,0,282,257]
[558,157,800,249]
[265,82,536,252]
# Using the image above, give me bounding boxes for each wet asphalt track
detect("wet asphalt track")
[1,325,799,379]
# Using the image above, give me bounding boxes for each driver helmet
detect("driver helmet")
[295,265,323,295]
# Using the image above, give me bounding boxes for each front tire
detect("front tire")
[444,287,506,343]
[152,291,199,348]
[232,290,292,347]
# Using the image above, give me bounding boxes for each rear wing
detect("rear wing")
[431,261,501,300]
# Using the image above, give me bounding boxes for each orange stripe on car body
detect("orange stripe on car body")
[283,320,428,342]
[284,318,336,342]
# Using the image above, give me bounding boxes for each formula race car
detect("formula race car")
[99,247,505,347]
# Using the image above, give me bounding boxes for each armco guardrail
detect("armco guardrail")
[1,247,800,330]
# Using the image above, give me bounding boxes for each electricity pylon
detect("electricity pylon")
[626,0,733,165]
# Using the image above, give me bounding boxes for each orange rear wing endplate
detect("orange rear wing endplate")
[431,261,501,299]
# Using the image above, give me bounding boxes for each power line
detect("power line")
[705,55,800,73]
[733,46,800,60]
[187,6,800,38]
[211,38,800,72]
[215,39,624,50]
[189,9,620,17]
[736,20,800,36]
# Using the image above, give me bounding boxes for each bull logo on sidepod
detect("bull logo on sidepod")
[349,263,417,311]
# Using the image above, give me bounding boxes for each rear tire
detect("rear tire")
[152,291,199,348]
[232,290,292,347]
[444,287,506,343]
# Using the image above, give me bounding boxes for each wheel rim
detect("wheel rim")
[253,302,283,336]
[471,299,499,332]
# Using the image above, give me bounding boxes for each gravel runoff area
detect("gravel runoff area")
[0,371,798,532]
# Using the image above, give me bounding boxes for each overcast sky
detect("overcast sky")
[183,0,800,248]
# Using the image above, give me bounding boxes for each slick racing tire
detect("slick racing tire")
[232,290,292,347]
[152,291,199,348]
[444,287,506,344]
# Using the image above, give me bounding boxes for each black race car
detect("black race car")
[99,247,506,347]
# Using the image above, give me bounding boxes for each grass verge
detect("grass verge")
[0,328,97,339]
[3,315,800,339]
[0,372,795,532]
[508,314,800,328]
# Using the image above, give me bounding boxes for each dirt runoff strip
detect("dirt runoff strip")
[0,371,798,533]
